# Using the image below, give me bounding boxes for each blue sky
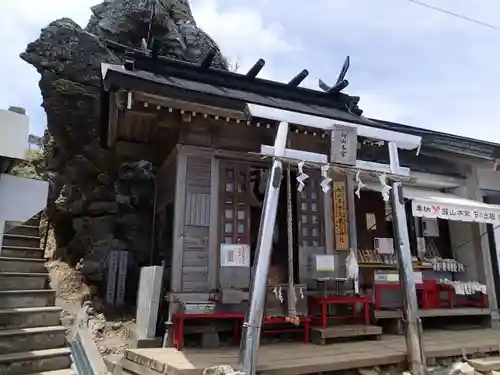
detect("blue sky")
[1,0,500,142]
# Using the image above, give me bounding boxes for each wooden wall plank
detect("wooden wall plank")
[181,155,212,292]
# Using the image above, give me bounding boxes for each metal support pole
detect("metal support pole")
[239,122,289,375]
[0,220,4,256]
[390,181,426,375]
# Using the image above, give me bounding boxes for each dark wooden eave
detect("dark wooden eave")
[99,61,380,148]
[99,56,500,161]
[368,119,500,161]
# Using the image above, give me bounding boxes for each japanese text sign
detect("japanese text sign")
[333,180,349,251]
[330,124,358,166]
[412,200,500,224]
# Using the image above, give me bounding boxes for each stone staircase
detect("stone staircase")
[0,216,73,375]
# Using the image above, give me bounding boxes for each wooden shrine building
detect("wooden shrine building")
[99,47,500,353]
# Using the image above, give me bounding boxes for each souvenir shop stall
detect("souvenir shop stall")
[355,179,494,316]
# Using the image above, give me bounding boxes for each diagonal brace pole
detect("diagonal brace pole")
[238,122,289,375]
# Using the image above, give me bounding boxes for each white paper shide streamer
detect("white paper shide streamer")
[320,165,332,193]
[354,170,365,199]
[296,161,309,192]
[378,173,392,202]
[346,249,359,294]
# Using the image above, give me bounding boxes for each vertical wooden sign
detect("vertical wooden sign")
[333,180,349,251]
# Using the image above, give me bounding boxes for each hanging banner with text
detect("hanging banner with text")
[412,199,500,224]
[333,180,349,251]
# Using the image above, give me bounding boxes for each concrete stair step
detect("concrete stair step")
[0,257,46,273]
[0,326,67,355]
[1,246,45,259]
[24,370,75,375]
[12,216,41,227]
[0,290,55,309]
[0,272,48,291]
[4,224,40,237]
[0,307,62,330]
[0,348,72,375]
[24,370,74,375]
[2,234,41,249]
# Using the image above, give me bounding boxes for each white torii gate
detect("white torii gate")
[238,121,426,375]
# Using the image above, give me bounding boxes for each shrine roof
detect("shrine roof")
[99,45,500,161]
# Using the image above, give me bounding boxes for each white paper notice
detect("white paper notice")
[374,237,394,254]
[366,213,377,231]
[423,218,439,237]
[220,244,250,267]
[315,255,335,272]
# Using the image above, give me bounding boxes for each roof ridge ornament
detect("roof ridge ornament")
[318,56,350,94]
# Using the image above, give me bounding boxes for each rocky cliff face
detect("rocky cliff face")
[21,0,227,295]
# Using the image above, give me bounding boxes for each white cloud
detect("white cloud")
[0,0,94,135]
[1,0,500,143]
[191,0,297,75]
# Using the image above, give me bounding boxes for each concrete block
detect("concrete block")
[136,266,163,339]
[469,357,500,372]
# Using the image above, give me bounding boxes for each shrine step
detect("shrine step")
[310,324,382,345]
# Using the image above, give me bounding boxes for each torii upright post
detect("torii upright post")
[239,122,289,375]
[388,142,426,375]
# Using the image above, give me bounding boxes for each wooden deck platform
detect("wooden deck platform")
[375,307,491,319]
[310,324,382,345]
[120,328,500,375]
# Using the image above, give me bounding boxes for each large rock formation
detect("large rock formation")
[21,0,227,297]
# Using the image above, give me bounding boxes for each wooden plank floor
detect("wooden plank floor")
[375,307,491,319]
[123,328,500,375]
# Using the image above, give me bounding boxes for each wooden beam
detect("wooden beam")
[115,141,156,162]
[107,92,120,147]
[134,92,249,121]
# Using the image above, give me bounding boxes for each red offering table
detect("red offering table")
[261,316,310,343]
[308,295,371,328]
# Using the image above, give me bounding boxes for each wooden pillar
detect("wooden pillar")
[170,151,187,294]
[323,178,334,255]
[208,156,220,290]
[346,175,357,255]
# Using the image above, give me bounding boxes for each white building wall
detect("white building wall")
[0,174,49,252]
[0,109,29,160]
[0,174,48,223]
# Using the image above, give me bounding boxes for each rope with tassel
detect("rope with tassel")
[285,163,300,326]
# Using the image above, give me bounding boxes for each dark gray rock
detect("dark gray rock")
[21,0,227,299]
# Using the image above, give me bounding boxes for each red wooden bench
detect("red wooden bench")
[308,295,371,327]
[172,312,243,350]
[173,312,310,350]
